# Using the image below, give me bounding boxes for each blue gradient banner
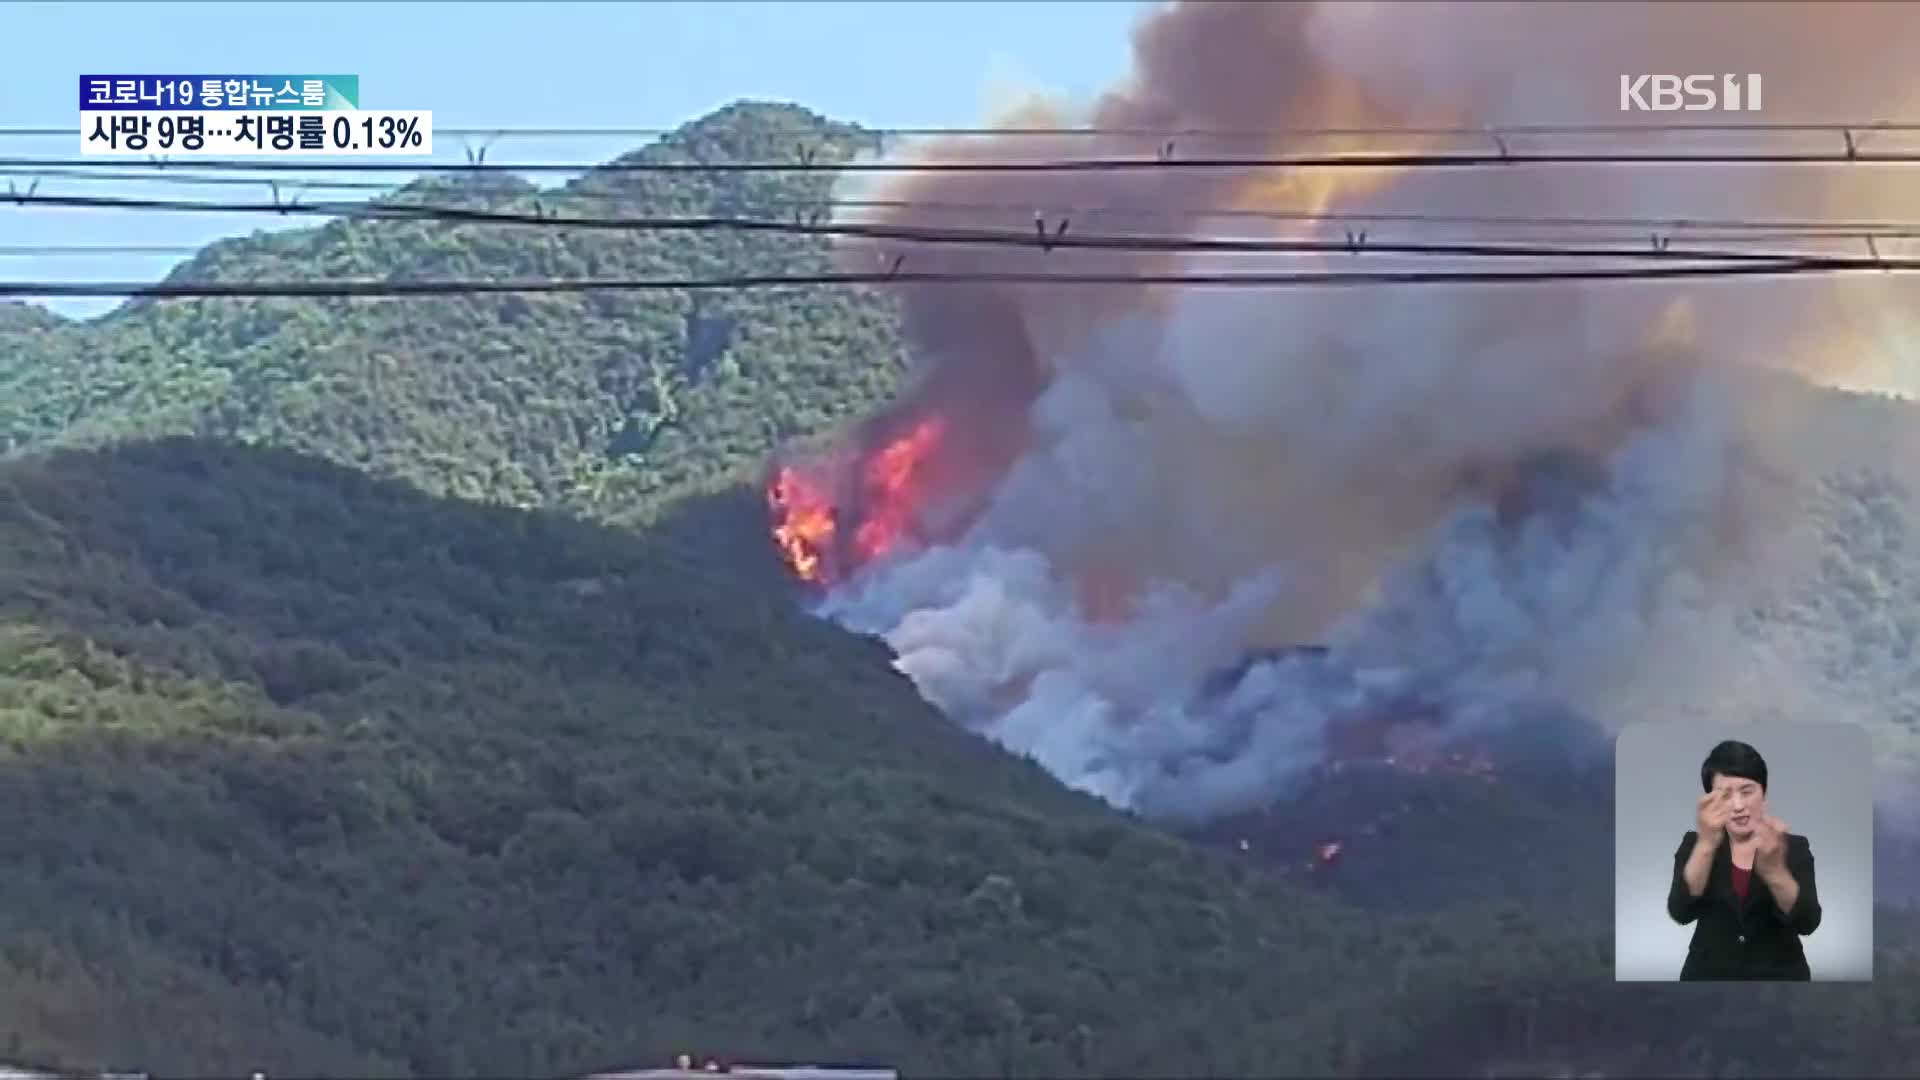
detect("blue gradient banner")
[79,75,359,111]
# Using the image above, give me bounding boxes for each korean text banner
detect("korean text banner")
[79,76,359,111]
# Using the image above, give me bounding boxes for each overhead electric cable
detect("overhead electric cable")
[10,169,1920,236]
[7,121,1920,139]
[9,147,1920,174]
[0,191,1865,264]
[3,259,1917,300]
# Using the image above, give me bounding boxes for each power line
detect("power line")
[8,122,1920,139]
[10,149,1920,175]
[2,260,1915,299]
[2,191,1853,264]
[0,165,406,189]
[7,167,1920,238]
[6,233,1912,260]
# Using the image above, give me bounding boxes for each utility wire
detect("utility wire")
[10,149,1920,174]
[9,122,1920,139]
[3,260,1917,300]
[15,168,1920,235]
[13,232,1920,259]
[0,191,1853,264]
[9,231,1916,259]
[8,167,1920,238]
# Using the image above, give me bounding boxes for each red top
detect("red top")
[1731,863,1752,901]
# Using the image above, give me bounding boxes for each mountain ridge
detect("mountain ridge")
[0,435,1595,1076]
[0,101,904,520]
[3,98,1920,1076]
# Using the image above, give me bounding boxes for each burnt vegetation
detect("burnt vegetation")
[3,103,1920,1076]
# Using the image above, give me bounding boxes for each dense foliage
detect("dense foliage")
[0,439,1603,1077]
[6,440,1920,1078]
[4,101,1920,1077]
[0,102,906,519]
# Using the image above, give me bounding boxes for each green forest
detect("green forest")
[0,102,905,521]
[3,102,1920,1078]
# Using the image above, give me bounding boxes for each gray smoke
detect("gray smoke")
[821,322,1741,819]
[796,1,1920,822]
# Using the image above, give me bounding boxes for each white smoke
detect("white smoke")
[793,2,1920,824]
[816,289,1752,821]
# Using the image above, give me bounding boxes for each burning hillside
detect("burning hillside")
[768,415,950,586]
[767,0,1920,824]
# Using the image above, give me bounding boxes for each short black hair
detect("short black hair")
[1701,739,1768,793]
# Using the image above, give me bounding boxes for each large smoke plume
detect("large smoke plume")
[777,1,1920,821]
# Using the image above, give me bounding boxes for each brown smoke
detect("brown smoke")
[1304,0,1920,390]
[836,2,1434,375]
[779,3,1920,815]
[812,0,1920,619]
[847,0,1920,380]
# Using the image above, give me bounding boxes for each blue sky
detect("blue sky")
[4,0,1150,316]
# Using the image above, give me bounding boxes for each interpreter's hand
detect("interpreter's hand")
[1696,788,1732,843]
[1753,815,1791,876]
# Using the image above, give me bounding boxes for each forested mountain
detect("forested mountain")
[6,439,1920,1078]
[4,101,1920,1077]
[0,102,906,520]
[0,438,1608,1076]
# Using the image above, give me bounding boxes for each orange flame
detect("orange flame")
[768,415,949,586]
[768,466,837,585]
[852,416,946,563]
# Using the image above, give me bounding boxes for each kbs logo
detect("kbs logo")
[1619,74,1763,112]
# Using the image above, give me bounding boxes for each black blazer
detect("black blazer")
[1666,830,1821,980]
